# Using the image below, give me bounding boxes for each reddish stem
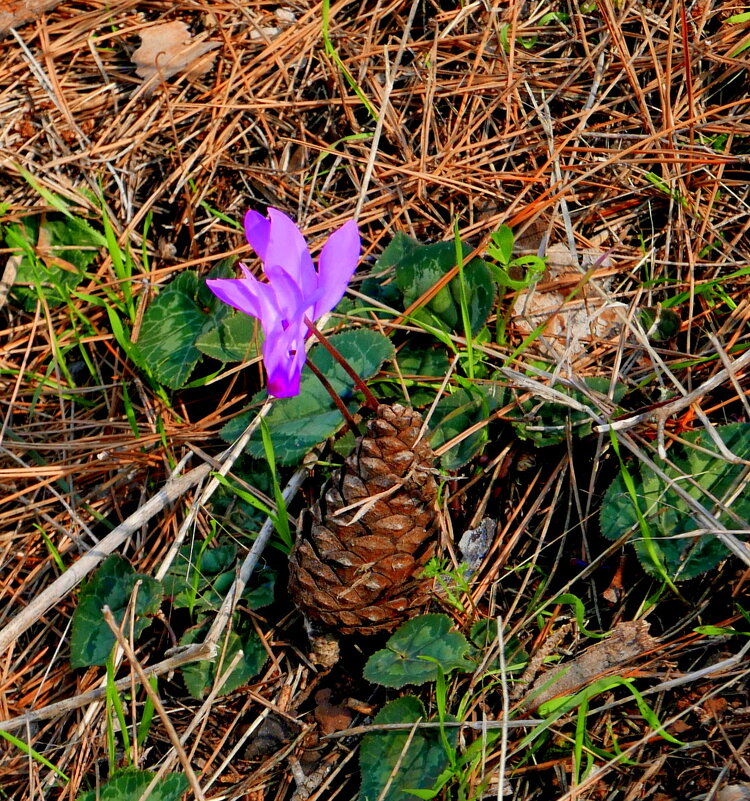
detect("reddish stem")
[304,317,380,411]
[305,356,361,437]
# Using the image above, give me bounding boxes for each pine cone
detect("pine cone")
[288,404,438,636]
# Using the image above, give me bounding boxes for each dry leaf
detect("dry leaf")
[131,21,219,91]
[718,785,750,801]
[249,25,280,41]
[243,714,299,760]
[697,695,728,724]
[245,7,296,40]
[0,254,20,311]
[313,689,352,735]
[458,518,496,573]
[513,242,624,363]
[522,620,659,711]
[0,0,60,34]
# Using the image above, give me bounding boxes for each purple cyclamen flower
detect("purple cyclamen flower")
[206,208,360,398]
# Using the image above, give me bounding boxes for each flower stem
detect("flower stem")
[305,356,361,437]
[304,317,380,411]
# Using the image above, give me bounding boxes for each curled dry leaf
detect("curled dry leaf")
[521,620,659,711]
[131,21,219,90]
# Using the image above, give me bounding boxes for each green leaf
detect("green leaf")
[162,543,236,613]
[0,728,69,781]
[195,311,261,362]
[244,566,277,609]
[638,307,681,342]
[357,233,421,319]
[333,428,357,457]
[221,329,395,464]
[428,384,502,469]
[260,416,293,551]
[487,225,514,265]
[70,555,162,669]
[397,344,451,379]
[694,625,750,636]
[601,423,750,579]
[75,768,188,801]
[136,271,215,389]
[358,275,403,316]
[6,214,106,311]
[393,236,496,334]
[363,614,474,689]
[359,696,456,801]
[180,624,267,699]
[18,168,75,218]
[484,226,546,290]
[221,396,341,464]
[163,544,275,613]
[552,593,607,638]
[375,231,422,271]
[395,344,453,406]
[210,470,280,547]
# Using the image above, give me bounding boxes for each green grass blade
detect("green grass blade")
[0,729,69,782]
[321,0,377,120]
[137,676,158,747]
[453,218,475,380]
[260,417,293,552]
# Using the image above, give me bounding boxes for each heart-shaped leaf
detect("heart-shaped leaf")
[393,236,496,334]
[428,384,505,469]
[221,329,395,464]
[136,271,217,388]
[70,555,162,668]
[364,614,474,688]
[195,311,261,362]
[75,768,188,801]
[601,422,750,579]
[180,622,268,699]
[359,695,457,801]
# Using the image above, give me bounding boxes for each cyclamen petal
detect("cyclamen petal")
[206,272,271,322]
[206,207,360,398]
[265,208,317,298]
[244,211,271,262]
[262,263,307,325]
[315,219,361,318]
[263,321,307,398]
